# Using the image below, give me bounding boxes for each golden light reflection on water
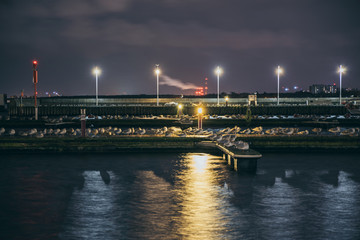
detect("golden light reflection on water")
[176,153,228,239]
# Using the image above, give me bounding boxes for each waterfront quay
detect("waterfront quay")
[6,96,359,117]
[1,96,360,173]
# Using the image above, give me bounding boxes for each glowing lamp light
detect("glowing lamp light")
[215,66,223,75]
[338,66,346,73]
[33,60,38,69]
[178,104,183,109]
[155,68,161,75]
[225,96,229,102]
[277,67,283,75]
[197,107,203,114]
[93,67,101,75]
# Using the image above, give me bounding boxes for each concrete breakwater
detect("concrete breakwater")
[0,136,359,152]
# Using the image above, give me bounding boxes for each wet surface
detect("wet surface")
[0,152,359,240]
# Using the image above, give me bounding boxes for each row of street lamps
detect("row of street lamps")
[276,65,346,105]
[91,65,346,106]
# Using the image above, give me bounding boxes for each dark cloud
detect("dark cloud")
[0,0,359,96]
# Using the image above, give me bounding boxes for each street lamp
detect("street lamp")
[178,104,183,117]
[155,64,161,106]
[276,66,283,105]
[338,65,346,105]
[215,66,222,106]
[32,60,39,120]
[197,107,203,129]
[225,96,229,107]
[92,67,101,106]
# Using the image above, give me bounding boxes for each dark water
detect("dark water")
[0,152,359,240]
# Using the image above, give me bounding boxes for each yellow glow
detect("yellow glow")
[93,67,101,75]
[176,153,227,238]
[225,96,229,101]
[197,107,203,114]
[192,155,208,173]
[178,104,183,109]
[277,66,283,75]
[215,66,222,75]
[155,64,161,75]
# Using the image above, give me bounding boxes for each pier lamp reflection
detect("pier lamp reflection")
[177,153,226,238]
[192,154,208,173]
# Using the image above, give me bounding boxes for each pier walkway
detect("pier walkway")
[198,141,262,173]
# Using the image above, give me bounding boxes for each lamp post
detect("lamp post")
[155,64,161,106]
[225,96,229,107]
[338,65,346,105]
[178,104,183,117]
[197,107,203,129]
[215,66,222,106]
[92,67,101,106]
[32,60,38,120]
[276,66,283,105]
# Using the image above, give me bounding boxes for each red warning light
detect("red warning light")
[33,60,38,70]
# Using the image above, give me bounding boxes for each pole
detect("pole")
[198,114,202,129]
[81,109,86,137]
[33,66,38,120]
[34,83,38,120]
[96,72,98,106]
[277,65,280,105]
[217,73,220,106]
[339,65,342,105]
[157,73,159,106]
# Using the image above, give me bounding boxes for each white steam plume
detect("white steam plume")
[160,75,200,90]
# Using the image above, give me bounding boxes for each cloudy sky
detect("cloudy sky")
[0,0,359,96]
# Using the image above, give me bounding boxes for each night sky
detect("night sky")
[0,0,359,96]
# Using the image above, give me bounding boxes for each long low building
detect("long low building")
[7,95,360,107]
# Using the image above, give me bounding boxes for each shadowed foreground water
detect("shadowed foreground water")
[0,152,359,240]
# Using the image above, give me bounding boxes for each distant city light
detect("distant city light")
[285,88,289,91]
[294,86,298,90]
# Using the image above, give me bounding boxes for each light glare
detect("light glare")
[197,107,203,114]
[338,65,346,73]
[215,66,222,75]
[93,67,101,75]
